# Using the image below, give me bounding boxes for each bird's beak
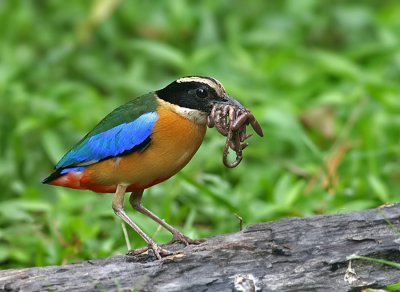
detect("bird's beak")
[215,95,245,109]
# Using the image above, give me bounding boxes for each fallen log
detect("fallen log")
[1,204,399,291]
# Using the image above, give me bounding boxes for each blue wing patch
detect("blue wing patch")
[56,112,158,168]
[60,166,86,175]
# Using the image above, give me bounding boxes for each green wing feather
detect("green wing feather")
[55,92,158,168]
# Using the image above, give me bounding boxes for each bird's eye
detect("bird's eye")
[196,88,208,98]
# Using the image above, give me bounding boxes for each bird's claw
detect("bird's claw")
[166,232,205,246]
[128,242,173,260]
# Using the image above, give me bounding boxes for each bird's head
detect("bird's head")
[156,76,240,124]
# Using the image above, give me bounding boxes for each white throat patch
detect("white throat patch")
[158,98,208,125]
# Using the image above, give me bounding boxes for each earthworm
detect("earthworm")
[207,103,263,168]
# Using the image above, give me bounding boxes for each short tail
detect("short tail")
[42,166,86,189]
[42,168,64,184]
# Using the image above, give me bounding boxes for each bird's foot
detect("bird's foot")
[128,242,173,260]
[167,231,205,246]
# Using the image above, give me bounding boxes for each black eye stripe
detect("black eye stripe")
[156,79,223,112]
[196,88,208,98]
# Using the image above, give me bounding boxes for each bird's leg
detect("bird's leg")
[112,184,172,259]
[129,190,204,246]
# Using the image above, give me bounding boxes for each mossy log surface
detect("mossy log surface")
[1,204,400,291]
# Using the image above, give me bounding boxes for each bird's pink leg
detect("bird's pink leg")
[112,184,172,259]
[129,190,204,245]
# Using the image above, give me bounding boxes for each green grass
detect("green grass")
[348,255,400,270]
[348,255,400,291]
[1,0,400,268]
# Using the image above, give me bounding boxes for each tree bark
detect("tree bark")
[1,204,400,291]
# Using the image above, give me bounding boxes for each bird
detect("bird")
[42,76,241,259]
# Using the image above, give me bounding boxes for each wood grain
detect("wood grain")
[1,204,399,291]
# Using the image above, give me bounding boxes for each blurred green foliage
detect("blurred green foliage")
[0,0,399,268]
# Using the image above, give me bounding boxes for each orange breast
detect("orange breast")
[80,101,207,192]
